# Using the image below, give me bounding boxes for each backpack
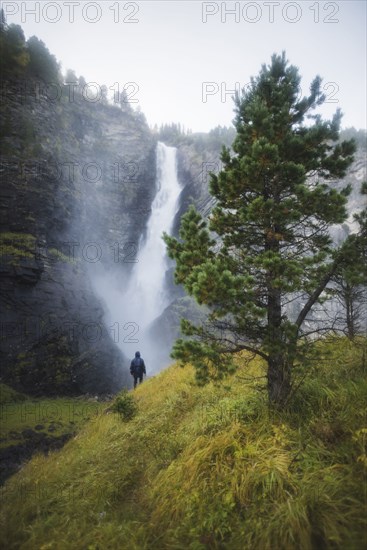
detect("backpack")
[132,357,143,375]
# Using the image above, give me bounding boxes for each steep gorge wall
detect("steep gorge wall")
[0,76,157,395]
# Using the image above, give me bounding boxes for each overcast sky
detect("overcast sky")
[3,0,366,132]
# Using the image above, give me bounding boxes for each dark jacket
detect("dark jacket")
[130,353,146,377]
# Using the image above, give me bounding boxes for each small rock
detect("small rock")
[21,429,37,439]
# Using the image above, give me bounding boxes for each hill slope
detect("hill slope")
[0,337,366,549]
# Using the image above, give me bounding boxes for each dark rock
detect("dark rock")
[0,432,74,485]
[0,73,157,397]
[21,428,37,439]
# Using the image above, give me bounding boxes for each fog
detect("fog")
[90,142,182,375]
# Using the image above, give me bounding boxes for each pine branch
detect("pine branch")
[295,252,345,331]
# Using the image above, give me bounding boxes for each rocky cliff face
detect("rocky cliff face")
[0,76,157,396]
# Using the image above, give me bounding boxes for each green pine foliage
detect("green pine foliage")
[0,11,60,81]
[164,52,360,405]
[330,183,367,339]
[0,20,29,75]
[26,36,60,82]
[339,128,367,151]
[0,338,366,549]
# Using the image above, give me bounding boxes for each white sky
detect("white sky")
[2,0,367,132]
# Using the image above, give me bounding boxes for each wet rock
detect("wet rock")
[0,432,74,485]
[21,428,37,439]
[0,74,157,397]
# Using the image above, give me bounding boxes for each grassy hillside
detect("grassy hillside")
[0,385,106,485]
[0,338,366,549]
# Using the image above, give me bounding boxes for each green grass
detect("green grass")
[0,383,27,405]
[48,248,78,265]
[0,232,36,262]
[0,384,105,449]
[0,337,366,549]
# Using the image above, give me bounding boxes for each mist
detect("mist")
[90,142,182,376]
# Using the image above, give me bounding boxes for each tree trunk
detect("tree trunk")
[267,353,292,405]
[345,282,355,340]
[265,218,293,406]
[267,278,292,405]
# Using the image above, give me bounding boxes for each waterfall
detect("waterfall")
[90,141,182,374]
[127,142,182,326]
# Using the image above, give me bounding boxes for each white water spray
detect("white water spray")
[91,142,182,373]
[126,142,182,326]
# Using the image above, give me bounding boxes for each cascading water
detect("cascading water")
[126,142,182,326]
[91,141,182,374]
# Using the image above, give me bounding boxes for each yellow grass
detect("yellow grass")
[0,338,366,549]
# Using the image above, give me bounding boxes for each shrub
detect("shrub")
[111,390,137,421]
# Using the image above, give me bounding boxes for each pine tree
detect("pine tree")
[164,53,357,406]
[331,184,367,339]
[26,35,60,81]
[0,18,29,75]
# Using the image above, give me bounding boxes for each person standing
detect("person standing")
[130,351,146,389]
